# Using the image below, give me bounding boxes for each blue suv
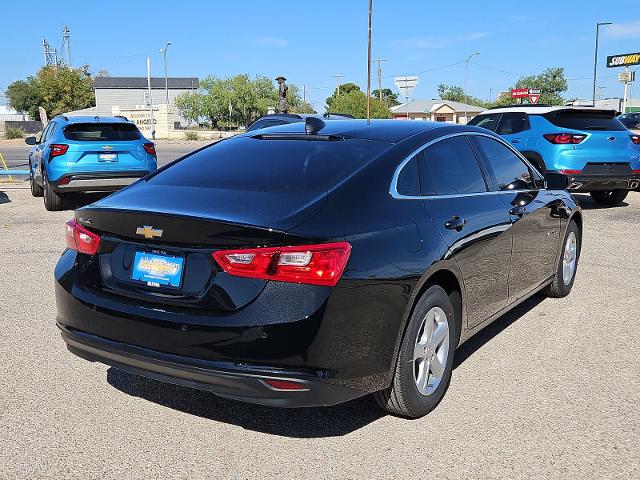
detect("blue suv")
[468,106,640,205]
[26,116,157,211]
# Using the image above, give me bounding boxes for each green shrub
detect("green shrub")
[4,126,24,139]
[184,131,199,141]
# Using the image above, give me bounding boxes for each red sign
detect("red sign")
[511,88,529,99]
[529,93,541,104]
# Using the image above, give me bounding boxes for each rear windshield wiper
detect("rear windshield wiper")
[251,133,346,141]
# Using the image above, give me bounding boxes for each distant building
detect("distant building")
[64,76,199,127]
[390,99,485,124]
[566,97,640,113]
[0,105,29,121]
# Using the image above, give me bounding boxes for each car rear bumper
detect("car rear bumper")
[58,323,365,407]
[564,174,640,191]
[52,171,150,192]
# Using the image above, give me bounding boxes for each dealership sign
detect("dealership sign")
[607,52,640,68]
[511,88,529,99]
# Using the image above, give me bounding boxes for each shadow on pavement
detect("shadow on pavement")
[572,193,629,210]
[107,367,384,437]
[0,191,10,204]
[107,293,547,436]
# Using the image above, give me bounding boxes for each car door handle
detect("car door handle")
[509,206,527,217]
[445,216,466,231]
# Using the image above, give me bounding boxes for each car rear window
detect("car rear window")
[147,136,389,192]
[544,110,625,131]
[63,123,142,141]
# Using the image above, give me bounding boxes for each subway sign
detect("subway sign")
[607,52,640,68]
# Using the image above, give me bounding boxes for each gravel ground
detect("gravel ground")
[0,186,638,479]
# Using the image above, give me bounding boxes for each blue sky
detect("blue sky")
[0,0,638,110]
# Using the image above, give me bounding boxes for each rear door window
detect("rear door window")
[63,123,142,141]
[418,136,488,195]
[474,136,537,191]
[467,114,500,132]
[544,110,625,131]
[496,113,530,134]
[396,156,420,196]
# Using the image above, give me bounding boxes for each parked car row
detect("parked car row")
[27,107,637,418]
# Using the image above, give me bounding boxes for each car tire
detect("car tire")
[374,285,457,418]
[29,164,43,197]
[589,189,629,206]
[544,220,580,298]
[43,170,64,211]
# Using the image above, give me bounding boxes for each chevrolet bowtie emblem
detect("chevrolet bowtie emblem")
[102,145,114,150]
[136,226,163,239]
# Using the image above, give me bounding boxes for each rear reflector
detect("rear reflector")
[543,133,587,144]
[630,135,640,145]
[65,219,101,255]
[49,144,69,158]
[558,169,582,175]
[143,143,157,156]
[262,379,308,391]
[212,242,351,286]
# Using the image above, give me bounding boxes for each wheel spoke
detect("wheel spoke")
[430,354,445,379]
[431,322,448,347]
[413,341,425,362]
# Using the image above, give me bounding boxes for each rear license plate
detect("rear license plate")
[131,251,184,287]
[98,153,118,162]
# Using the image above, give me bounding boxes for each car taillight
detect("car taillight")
[558,169,582,175]
[212,242,351,286]
[630,135,640,145]
[143,143,157,156]
[632,169,640,174]
[65,219,101,255]
[543,133,587,144]
[49,144,69,158]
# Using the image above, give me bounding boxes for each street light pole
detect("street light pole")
[464,51,480,124]
[592,22,612,107]
[160,42,172,105]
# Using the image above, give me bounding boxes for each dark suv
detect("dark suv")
[617,112,640,130]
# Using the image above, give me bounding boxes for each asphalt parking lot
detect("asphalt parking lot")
[0,184,639,479]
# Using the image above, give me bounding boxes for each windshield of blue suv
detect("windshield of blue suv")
[63,123,142,141]
[544,110,626,131]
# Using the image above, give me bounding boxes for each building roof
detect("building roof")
[93,77,199,90]
[392,99,486,114]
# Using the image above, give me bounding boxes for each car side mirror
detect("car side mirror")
[545,172,569,190]
[25,136,37,145]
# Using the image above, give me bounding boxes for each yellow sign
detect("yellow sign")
[607,52,640,68]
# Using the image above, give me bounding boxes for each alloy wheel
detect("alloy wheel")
[413,306,450,396]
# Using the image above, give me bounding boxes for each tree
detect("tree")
[175,91,204,124]
[327,90,391,119]
[326,82,361,109]
[437,84,488,108]
[6,65,95,119]
[372,88,400,107]
[491,67,568,107]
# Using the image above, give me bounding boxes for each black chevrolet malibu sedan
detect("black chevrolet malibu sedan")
[56,119,582,418]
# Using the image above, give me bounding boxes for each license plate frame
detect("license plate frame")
[98,152,118,162]
[131,251,185,288]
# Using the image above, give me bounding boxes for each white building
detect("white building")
[391,99,485,124]
[65,76,199,127]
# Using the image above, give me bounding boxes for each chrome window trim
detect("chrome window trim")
[389,131,542,200]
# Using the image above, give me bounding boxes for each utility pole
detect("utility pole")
[160,42,172,105]
[62,25,71,66]
[147,57,155,140]
[464,51,480,124]
[376,58,388,101]
[332,74,344,96]
[592,22,612,106]
[303,84,306,103]
[366,0,372,123]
